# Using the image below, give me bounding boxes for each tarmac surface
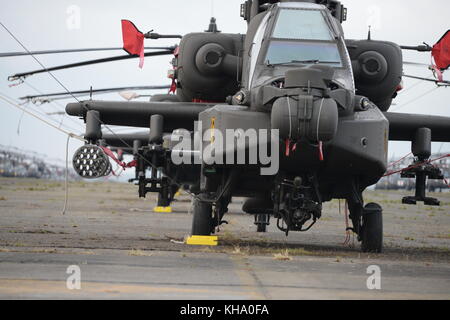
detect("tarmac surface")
[0,178,449,299]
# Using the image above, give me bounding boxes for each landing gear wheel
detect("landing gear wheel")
[191,197,213,236]
[157,191,170,207]
[257,223,267,233]
[361,203,383,253]
[255,214,270,233]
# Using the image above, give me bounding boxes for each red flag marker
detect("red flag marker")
[432,30,450,71]
[121,20,145,68]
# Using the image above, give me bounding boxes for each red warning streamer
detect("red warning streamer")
[383,154,450,188]
[101,146,136,170]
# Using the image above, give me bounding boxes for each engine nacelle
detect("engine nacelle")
[176,32,244,102]
[346,39,403,111]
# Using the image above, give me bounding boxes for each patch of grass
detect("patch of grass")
[429,234,450,240]
[9,229,57,235]
[79,250,96,255]
[47,183,62,188]
[230,245,250,256]
[12,242,26,247]
[287,247,314,256]
[273,249,292,261]
[27,187,48,191]
[29,248,58,254]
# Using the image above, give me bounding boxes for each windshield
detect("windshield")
[264,8,342,68]
[266,41,342,67]
[272,9,333,40]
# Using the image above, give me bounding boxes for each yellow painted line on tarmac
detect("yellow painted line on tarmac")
[0,279,206,295]
[0,279,248,297]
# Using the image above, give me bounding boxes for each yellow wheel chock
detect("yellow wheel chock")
[153,206,173,213]
[185,235,218,246]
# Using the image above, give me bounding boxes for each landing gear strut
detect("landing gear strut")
[191,197,214,236]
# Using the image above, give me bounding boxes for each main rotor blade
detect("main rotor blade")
[400,45,432,52]
[20,85,171,101]
[403,61,429,67]
[8,50,174,81]
[403,74,450,85]
[0,46,176,57]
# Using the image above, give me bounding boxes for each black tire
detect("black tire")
[191,198,213,236]
[157,192,170,207]
[256,223,267,233]
[255,214,269,233]
[361,203,383,253]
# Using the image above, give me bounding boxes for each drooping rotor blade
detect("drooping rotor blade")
[400,31,450,70]
[46,111,66,116]
[400,44,432,52]
[145,33,183,39]
[403,61,430,67]
[119,91,153,101]
[0,46,176,58]
[8,50,174,81]
[403,74,450,86]
[20,85,170,101]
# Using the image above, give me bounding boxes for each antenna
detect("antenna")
[367,25,371,41]
[206,17,220,33]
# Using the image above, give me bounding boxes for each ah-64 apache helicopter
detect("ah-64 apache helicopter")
[6,0,450,253]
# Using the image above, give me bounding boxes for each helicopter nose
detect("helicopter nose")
[270,67,339,144]
[271,95,338,144]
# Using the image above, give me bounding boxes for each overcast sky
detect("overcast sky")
[0,0,449,169]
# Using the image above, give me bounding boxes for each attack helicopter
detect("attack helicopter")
[5,0,450,253]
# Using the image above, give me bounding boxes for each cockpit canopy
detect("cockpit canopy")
[246,2,353,91]
[266,8,342,67]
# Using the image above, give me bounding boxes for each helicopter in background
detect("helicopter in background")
[4,0,450,253]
